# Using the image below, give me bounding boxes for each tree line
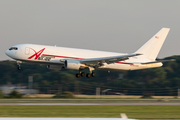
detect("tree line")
[0,55,180,95]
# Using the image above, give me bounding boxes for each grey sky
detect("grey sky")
[0,0,179,60]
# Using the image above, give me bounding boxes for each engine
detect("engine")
[65,59,84,70]
[47,65,64,70]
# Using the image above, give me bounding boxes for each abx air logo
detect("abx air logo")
[28,48,45,60]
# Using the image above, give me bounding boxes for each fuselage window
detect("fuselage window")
[9,47,18,50]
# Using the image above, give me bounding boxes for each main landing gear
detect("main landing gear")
[76,72,96,78]
[76,67,96,78]
[76,72,85,78]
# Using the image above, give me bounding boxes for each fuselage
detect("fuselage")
[5,44,162,71]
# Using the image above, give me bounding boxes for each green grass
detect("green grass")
[0,100,179,103]
[0,106,180,119]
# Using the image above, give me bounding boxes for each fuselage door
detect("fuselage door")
[25,47,30,55]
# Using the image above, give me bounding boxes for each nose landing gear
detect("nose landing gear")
[16,61,22,70]
[17,65,21,70]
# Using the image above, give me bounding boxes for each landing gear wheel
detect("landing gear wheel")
[86,73,91,78]
[81,72,85,77]
[76,73,81,78]
[17,66,21,70]
[16,61,22,70]
[91,72,96,77]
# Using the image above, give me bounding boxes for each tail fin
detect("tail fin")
[135,28,170,60]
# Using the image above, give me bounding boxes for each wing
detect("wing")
[80,53,141,66]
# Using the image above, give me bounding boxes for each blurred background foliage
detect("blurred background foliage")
[0,55,180,95]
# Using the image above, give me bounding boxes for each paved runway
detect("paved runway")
[0,102,180,106]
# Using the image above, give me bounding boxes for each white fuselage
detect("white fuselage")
[5,44,162,71]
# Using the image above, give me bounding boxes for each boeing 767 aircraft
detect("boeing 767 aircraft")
[5,28,172,78]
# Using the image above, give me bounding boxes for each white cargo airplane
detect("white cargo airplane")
[5,28,172,78]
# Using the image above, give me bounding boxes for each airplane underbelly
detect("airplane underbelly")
[98,63,154,71]
[98,63,133,71]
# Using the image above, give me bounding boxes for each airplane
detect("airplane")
[5,28,172,78]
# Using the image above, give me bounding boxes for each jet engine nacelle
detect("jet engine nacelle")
[65,59,84,70]
[47,65,64,70]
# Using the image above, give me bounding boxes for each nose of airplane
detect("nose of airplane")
[5,46,20,59]
[5,49,16,59]
[5,50,10,56]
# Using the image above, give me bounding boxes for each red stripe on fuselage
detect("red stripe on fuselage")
[42,54,83,59]
[42,54,133,65]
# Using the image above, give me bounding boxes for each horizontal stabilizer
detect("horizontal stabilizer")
[141,59,175,64]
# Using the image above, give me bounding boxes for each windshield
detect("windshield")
[9,47,18,50]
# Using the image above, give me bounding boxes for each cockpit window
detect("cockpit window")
[9,47,18,50]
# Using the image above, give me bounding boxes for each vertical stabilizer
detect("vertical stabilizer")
[135,28,170,60]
